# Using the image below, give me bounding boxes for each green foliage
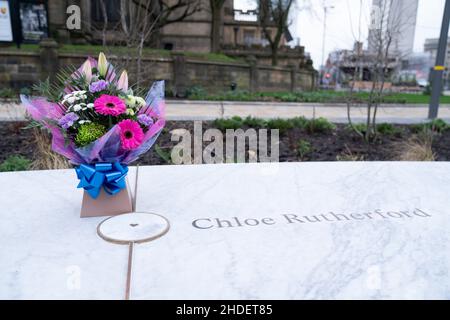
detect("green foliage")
[20,87,32,96]
[266,118,294,134]
[75,122,106,147]
[2,44,240,63]
[376,123,402,135]
[183,89,450,104]
[212,116,334,135]
[290,116,309,129]
[428,119,449,133]
[0,88,15,99]
[0,155,31,172]
[213,116,244,131]
[154,144,172,164]
[32,65,84,102]
[346,123,367,134]
[307,117,336,133]
[411,119,449,134]
[297,140,312,159]
[186,85,207,99]
[242,116,267,128]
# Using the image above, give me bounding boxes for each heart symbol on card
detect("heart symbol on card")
[130,223,139,227]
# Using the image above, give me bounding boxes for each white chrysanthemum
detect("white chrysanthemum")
[67,97,76,104]
[73,104,82,112]
[125,95,136,106]
[135,97,146,107]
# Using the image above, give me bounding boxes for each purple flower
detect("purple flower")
[89,80,108,93]
[58,112,79,129]
[137,114,154,127]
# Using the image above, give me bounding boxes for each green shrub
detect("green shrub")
[154,144,172,164]
[411,119,449,134]
[186,85,207,99]
[376,123,402,135]
[307,117,336,133]
[0,88,16,99]
[0,155,31,172]
[410,123,427,134]
[290,116,309,129]
[20,87,32,96]
[266,118,294,134]
[297,139,312,159]
[213,116,244,131]
[242,116,267,128]
[346,123,367,134]
[428,119,449,133]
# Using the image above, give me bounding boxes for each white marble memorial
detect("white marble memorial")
[1,162,449,299]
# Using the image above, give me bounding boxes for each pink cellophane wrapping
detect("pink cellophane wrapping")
[20,65,166,165]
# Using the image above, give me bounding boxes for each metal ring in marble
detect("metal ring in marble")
[97,212,170,245]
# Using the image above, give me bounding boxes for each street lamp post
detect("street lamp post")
[428,0,450,119]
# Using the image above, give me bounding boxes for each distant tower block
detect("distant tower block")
[368,0,419,58]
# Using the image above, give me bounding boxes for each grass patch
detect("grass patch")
[185,89,450,104]
[0,155,31,172]
[0,43,240,63]
[397,131,435,161]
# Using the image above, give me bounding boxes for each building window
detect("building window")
[261,30,272,46]
[91,0,121,24]
[243,30,256,46]
[163,43,174,51]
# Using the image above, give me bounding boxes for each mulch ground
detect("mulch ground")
[1,121,449,166]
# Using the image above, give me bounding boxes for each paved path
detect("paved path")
[2,99,450,123]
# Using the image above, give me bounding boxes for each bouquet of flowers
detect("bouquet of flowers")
[21,53,165,216]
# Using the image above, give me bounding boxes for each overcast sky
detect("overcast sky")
[235,0,447,68]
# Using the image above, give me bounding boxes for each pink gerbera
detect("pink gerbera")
[94,94,126,116]
[118,119,144,150]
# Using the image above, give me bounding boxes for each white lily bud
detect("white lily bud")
[81,60,92,83]
[117,70,128,91]
[98,52,108,77]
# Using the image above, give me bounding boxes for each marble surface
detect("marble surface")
[1,162,450,299]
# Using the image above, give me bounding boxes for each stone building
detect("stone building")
[0,0,316,93]
[44,0,310,67]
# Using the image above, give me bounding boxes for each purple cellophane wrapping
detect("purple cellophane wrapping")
[21,80,166,165]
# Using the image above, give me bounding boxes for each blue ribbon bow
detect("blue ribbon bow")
[75,162,128,199]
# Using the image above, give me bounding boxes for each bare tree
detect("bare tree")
[259,0,294,66]
[99,0,108,46]
[346,0,411,142]
[210,0,226,53]
[116,0,202,86]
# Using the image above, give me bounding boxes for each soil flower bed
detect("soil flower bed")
[1,118,449,171]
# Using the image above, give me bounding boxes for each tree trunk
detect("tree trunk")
[210,2,222,53]
[271,44,278,66]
